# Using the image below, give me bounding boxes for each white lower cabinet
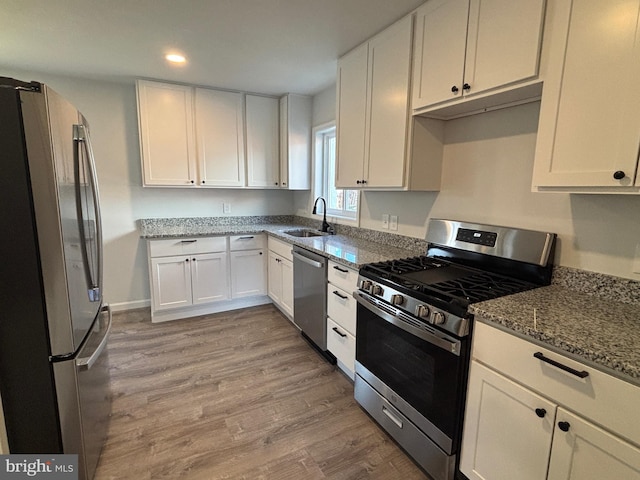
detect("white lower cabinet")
[147,235,269,322]
[461,321,640,480]
[326,261,358,378]
[267,237,294,319]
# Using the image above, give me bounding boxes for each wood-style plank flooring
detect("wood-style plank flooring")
[94,305,429,479]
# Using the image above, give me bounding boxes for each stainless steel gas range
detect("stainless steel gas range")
[353,219,556,480]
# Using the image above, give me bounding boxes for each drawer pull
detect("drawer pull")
[181,240,197,243]
[382,405,403,429]
[332,326,347,338]
[533,352,589,379]
[333,265,349,273]
[332,290,348,300]
[238,236,255,240]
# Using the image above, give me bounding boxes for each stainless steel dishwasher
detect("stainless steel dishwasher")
[292,246,335,362]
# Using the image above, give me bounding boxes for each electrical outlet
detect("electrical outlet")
[390,215,398,231]
[223,202,231,214]
[382,214,389,229]
[633,243,640,274]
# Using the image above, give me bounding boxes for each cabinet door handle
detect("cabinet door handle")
[185,258,190,262]
[535,408,546,418]
[451,85,459,93]
[333,290,348,300]
[613,170,626,180]
[558,421,571,432]
[333,265,349,273]
[533,352,589,378]
[463,83,471,91]
[332,326,347,338]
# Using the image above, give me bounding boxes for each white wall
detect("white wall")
[3,69,295,308]
[360,102,640,281]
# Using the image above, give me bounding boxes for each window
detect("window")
[315,124,359,220]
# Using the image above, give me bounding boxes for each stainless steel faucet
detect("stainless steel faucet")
[312,197,335,234]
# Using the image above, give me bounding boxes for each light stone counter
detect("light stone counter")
[470,270,640,386]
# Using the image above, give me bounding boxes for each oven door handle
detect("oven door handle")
[354,291,462,356]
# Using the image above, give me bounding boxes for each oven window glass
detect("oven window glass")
[356,304,466,442]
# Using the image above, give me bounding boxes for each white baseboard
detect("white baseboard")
[151,296,273,323]
[108,299,151,312]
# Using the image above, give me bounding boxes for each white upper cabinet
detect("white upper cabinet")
[246,95,280,188]
[336,15,442,191]
[137,80,197,186]
[279,94,312,190]
[412,0,546,119]
[195,88,245,187]
[336,42,369,188]
[532,0,640,192]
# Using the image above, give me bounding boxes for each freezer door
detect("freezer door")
[75,304,111,480]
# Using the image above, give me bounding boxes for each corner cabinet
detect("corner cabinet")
[246,95,280,188]
[412,0,546,119]
[335,15,444,191]
[147,235,270,323]
[279,94,312,190]
[137,81,197,186]
[460,321,640,480]
[532,0,640,193]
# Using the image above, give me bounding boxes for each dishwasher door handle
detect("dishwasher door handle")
[292,251,324,269]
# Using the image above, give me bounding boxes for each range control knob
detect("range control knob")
[431,311,446,325]
[390,294,405,305]
[415,305,430,318]
[360,280,372,292]
[371,284,384,296]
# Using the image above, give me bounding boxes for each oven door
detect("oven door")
[354,291,468,455]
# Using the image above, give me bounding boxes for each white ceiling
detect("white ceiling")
[0,0,425,96]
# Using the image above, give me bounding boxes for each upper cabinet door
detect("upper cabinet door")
[366,14,413,188]
[136,80,196,186]
[464,0,545,98]
[195,88,245,187]
[279,94,312,190]
[246,95,280,188]
[533,0,640,190]
[336,42,369,188]
[412,0,469,109]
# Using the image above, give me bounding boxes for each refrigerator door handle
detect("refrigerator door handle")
[76,304,111,371]
[73,124,103,302]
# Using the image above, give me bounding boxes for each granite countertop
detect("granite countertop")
[138,218,424,269]
[470,284,640,386]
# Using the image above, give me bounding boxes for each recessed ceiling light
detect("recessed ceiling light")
[165,54,186,64]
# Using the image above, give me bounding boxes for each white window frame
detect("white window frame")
[312,122,359,222]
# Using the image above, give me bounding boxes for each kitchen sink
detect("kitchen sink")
[283,229,327,238]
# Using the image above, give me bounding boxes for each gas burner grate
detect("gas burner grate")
[426,272,536,303]
[363,256,448,277]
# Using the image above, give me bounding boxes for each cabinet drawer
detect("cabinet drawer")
[148,237,227,257]
[473,321,640,446]
[327,317,355,373]
[326,284,356,335]
[328,260,358,293]
[268,236,293,261]
[229,233,265,251]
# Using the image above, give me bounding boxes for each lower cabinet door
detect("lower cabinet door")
[327,318,355,374]
[460,360,557,480]
[190,252,229,305]
[547,408,640,480]
[280,257,294,317]
[150,255,192,311]
[267,251,283,303]
[230,249,266,298]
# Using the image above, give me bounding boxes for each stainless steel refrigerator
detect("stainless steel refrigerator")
[0,77,111,480]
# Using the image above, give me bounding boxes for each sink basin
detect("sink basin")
[283,229,326,238]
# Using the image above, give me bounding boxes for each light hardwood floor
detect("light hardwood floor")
[94,304,429,479]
